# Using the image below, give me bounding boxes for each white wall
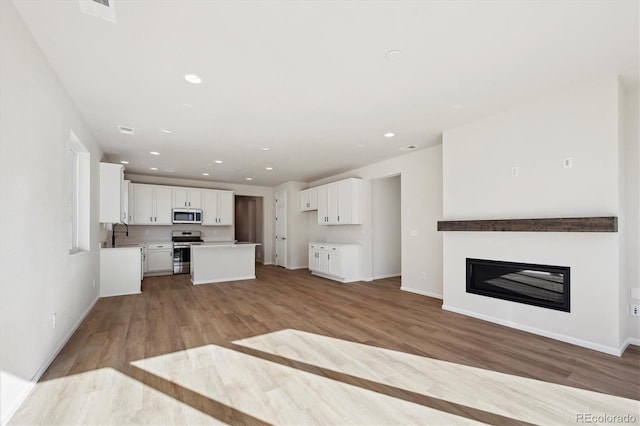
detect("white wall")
[274,181,310,269]
[372,175,401,279]
[442,77,624,354]
[624,85,640,344]
[0,1,102,422]
[309,146,443,298]
[125,174,275,264]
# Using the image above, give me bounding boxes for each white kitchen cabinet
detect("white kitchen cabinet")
[173,188,202,209]
[122,180,130,224]
[316,178,363,225]
[202,189,234,225]
[300,188,318,211]
[99,162,126,223]
[131,184,172,225]
[308,243,360,283]
[146,243,173,274]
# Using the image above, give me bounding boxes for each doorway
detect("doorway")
[275,190,287,267]
[371,175,401,282]
[234,196,264,263]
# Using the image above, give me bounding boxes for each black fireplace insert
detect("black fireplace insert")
[466,258,570,312]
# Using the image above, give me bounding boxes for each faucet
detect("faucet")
[112,222,129,247]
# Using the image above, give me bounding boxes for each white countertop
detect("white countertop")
[309,242,361,247]
[194,242,261,248]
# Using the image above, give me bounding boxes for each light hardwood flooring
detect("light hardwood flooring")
[10,264,640,425]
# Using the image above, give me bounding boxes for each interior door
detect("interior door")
[275,190,287,267]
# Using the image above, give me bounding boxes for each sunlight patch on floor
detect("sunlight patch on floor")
[9,368,223,425]
[131,344,484,425]
[233,329,640,425]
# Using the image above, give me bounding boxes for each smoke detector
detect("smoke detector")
[400,145,417,151]
[79,0,117,24]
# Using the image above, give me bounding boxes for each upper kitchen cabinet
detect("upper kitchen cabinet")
[202,189,234,225]
[131,184,172,225]
[317,178,363,225]
[300,187,318,211]
[99,162,127,223]
[173,188,202,209]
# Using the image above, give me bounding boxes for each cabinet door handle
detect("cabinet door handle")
[189,201,191,207]
[154,216,157,222]
[337,215,340,222]
[150,216,152,222]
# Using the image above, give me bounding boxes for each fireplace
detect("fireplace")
[466,258,570,312]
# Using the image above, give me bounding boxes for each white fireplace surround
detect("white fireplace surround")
[442,77,638,355]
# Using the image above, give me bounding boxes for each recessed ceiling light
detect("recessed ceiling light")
[164,168,174,173]
[246,177,253,181]
[451,104,463,110]
[214,160,223,164]
[160,128,173,134]
[266,167,273,171]
[385,50,402,62]
[384,132,395,138]
[202,173,209,176]
[356,144,366,148]
[259,146,270,151]
[150,167,158,171]
[184,73,202,84]
[118,126,134,135]
[181,103,193,108]
[150,151,160,155]
[120,160,129,164]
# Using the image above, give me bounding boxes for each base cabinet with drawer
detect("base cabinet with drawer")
[145,243,173,275]
[308,243,360,283]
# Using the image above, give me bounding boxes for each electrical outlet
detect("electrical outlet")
[511,166,519,177]
[631,305,640,316]
[52,313,57,328]
[563,157,573,169]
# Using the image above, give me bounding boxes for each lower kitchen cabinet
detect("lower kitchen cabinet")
[308,243,360,283]
[145,243,173,275]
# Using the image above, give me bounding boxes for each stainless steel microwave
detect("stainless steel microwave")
[172,209,202,224]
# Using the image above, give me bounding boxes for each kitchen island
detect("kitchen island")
[190,242,261,285]
[100,245,143,297]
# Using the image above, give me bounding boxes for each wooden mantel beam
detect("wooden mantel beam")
[437,217,617,232]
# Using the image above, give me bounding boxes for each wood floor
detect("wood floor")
[11,264,640,425]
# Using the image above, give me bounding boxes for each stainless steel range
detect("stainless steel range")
[172,230,203,274]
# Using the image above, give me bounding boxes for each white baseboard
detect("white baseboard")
[2,295,100,425]
[442,304,622,356]
[288,265,309,270]
[263,261,274,266]
[619,337,640,354]
[192,275,256,285]
[401,286,443,300]
[372,273,401,280]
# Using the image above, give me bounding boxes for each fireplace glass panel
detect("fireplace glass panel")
[466,258,570,312]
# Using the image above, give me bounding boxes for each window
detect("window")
[69,130,90,253]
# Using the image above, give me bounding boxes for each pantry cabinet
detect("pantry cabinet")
[308,243,360,283]
[202,189,234,225]
[172,188,202,209]
[316,178,363,225]
[131,184,172,225]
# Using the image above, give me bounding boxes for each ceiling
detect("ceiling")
[13,0,639,186]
